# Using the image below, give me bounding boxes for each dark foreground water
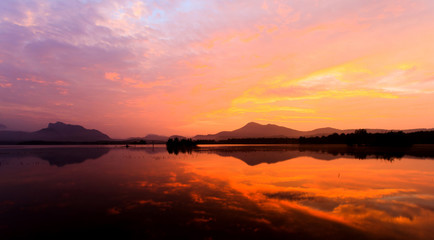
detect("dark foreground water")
[0,144,433,239]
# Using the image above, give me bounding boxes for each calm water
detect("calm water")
[1,145,433,239]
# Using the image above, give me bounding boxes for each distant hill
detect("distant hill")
[143,134,170,142]
[193,122,434,140]
[128,134,187,144]
[1,121,431,144]
[0,122,111,143]
[194,122,302,140]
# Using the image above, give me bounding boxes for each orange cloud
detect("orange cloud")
[0,82,12,88]
[105,72,121,81]
[1,0,434,137]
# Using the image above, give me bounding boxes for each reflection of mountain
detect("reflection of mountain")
[0,122,111,143]
[193,145,434,165]
[35,147,111,167]
[213,151,326,165]
[196,146,338,165]
[0,147,110,167]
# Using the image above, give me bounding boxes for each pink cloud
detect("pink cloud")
[0,0,433,137]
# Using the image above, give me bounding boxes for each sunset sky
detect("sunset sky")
[1,0,433,138]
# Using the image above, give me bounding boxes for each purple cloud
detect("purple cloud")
[0,0,433,137]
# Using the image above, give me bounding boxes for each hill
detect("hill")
[126,134,187,144]
[194,122,302,140]
[193,122,433,140]
[0,122,111,143]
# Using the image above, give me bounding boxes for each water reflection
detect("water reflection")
[0,145,433,239]
[0,146,110,167]
[192,144,434,165]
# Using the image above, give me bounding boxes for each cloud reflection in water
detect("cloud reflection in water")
[0,146,433,239]
[179,146,434,239]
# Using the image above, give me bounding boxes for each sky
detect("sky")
[0,0,433,138]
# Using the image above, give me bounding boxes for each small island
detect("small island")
[166,138,197,154]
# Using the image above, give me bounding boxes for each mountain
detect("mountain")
[194,122,303,140]
[193,122,434,140]
[0,122,110,143]
[169,135,187,140]
[130,134,186,143]
[143,134,169,142]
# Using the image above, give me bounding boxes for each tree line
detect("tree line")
[193,130,434,146]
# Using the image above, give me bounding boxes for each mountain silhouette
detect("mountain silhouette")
[132,134,187,143]
[194,122,302,140]
[0,122,110,143]
[142,134,169,142]
[193,122,433,140]
[193,122,343,140]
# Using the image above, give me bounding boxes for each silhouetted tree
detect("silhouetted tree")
[355,129,367,135]
[166,138,197,154]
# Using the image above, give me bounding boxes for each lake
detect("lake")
[1,144,433,239]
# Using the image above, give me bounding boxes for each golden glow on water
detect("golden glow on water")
[178,153,434,239]
[1,146,433,239]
